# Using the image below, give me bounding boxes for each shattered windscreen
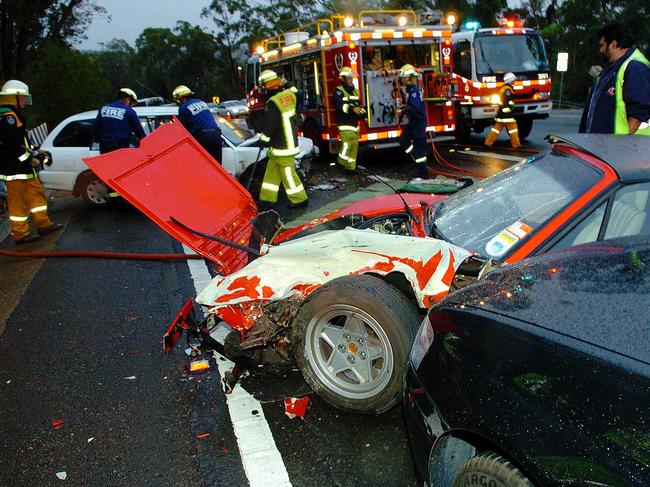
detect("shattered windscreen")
[432,152,604,259]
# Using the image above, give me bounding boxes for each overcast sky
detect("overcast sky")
[76,0,215,50]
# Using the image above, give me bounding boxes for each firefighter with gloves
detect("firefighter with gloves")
[0,80,62,245]
[333,67,366,172]
[173,85,223,163]
[257,70,308,208]
[484,72,520,148]
[397,64,429,180]
[93,88,146,154]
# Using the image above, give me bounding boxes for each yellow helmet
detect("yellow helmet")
[0,79,32,105]
[172,85,194,101]
[398,64,419,78]
[338,67,358,79]
[258,69,278,85]
[117,87,138,103]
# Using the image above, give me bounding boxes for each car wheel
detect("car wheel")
[78,171,111,208]
[516,118,533,140]
[291,275,420,414]
[452,453,534,487]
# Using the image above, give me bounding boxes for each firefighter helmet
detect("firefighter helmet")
[258,70,279,85]
[118,88,138,103]
[398,64,419,78]
[172,85,194,101]
[338,67,358,79]
[503,72,517,84]
[0,79,32,104]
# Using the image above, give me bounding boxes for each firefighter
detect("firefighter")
[93,88,146,154]
[0,80,62,244]
[333,67,366,172]
[257,69,308,208]
[396,64,429,180]
[173,85,223,163]
[484,72,521,148]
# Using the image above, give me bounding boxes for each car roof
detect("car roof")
[447,236,650,365]
[550,134,650,183]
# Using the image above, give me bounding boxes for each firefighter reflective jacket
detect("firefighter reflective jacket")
[615,49,650,135]
[178,97,221,136]
[334,84,362,128]
[495,85,516,123]
[0,105,35,180]
[93,100,146,144]
[259,88,299,156]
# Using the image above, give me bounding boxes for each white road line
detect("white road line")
[461,150,527,162]
[183,244,292,487]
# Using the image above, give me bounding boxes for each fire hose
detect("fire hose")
[0,248,203,260]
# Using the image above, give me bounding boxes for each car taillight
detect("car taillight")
[410,315,434,369]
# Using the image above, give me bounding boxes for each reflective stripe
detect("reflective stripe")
[495,118,515,123]
[338,153,355,162]
[639,121,650,131]
[342,96,359,101]
[281,110,297,153]
[259,71,277,83]
[342,103,350,114]
[108,192,120,198]
[1,173,35,181]
[491,128,500,134]
[341,142,349,157]
[10,215,29,222]
[338,125,359,132]
[18,151,31,162]
[31,205,48,213]
[502,107,511,113]
[508,129,518,134]
[261,182,280,193]
[284,167,298,189]
[286,185,305,195]
[415,157,427,163]
[405,144,414,154]
[271,147,300,156]
[259,134,271,142]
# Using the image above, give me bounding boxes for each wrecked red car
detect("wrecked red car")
[85,122,650,414]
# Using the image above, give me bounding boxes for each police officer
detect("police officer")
[333,67,366,172]
[581,23,650,135]
[93,88,146,154]
[397,64,429,180]
[484,72,521,148]
[173,85,223,163]
[257,69,308,208]
[0,80,62,244]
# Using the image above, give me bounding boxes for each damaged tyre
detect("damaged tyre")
[292,275,420,414]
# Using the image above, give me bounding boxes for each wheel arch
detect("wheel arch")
[73,168,94,197]
[365,271,421,310]
[427,430,536,487]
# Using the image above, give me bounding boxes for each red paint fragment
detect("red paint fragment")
[261,286,274,298]
[290,283,320,296]
[215,275,262,303]
[51,419,64,429]
[195,433,210,439]
[284,396,310,419]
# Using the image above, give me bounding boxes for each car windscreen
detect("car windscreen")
[432,152,604,259]
[213,114,255,146]
[475,33,549,75]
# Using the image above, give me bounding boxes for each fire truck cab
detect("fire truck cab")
[245,10,457,155]
[451,18,552,142]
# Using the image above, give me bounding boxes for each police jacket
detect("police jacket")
[178,98,221,137]
[495,85,516,123]
[0,105,35,178]
[403,84,425,122]
[259,87,299,157]
[93,100,145,144]
[582,46,650,134]
[333,84,362,128]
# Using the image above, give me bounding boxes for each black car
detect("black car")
[404,237,650,486]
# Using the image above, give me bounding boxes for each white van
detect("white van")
[39,106,315,207]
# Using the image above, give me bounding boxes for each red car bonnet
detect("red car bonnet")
[83,120,257,275]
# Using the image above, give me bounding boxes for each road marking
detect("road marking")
[183,244,292,487]
[461,150,527,162]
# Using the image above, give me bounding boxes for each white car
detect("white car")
[213,99,249,118]
[39,106,315,207]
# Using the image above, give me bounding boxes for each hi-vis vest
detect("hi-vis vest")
[615,49,650,136]
[268,89,299,156]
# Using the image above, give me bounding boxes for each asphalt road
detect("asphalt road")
[0,110,582,486]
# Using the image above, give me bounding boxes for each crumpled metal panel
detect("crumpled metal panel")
[197,228,473,319]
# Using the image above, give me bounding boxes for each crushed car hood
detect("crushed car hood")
[197,228,473,318]
[83,121,257,274]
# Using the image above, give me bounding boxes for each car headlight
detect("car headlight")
[410,315,434,369]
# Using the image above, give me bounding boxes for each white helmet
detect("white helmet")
[503,72,517,84]
[0,80,32,104]
[117,87,138,103]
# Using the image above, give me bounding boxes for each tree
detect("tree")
[0,0,105,79]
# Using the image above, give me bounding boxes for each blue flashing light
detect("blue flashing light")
[464,21,480,30]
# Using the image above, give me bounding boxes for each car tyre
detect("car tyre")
[78,171,111,208]
[291,275,420,414]
[516,118,533,140]
[452,452,534,487]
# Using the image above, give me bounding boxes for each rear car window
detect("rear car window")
[53,120,94,148]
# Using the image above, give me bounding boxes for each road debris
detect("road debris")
[311,183,338,191]
[284,396,310,419]
[195,433,210,439]
[51,419,64,430]
[56,471,67,480]
[189,359,210,373]
[87,437,95,443]
[124,376,136,380]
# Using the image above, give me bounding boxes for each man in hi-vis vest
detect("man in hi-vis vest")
[333,67,366,172]
[581,23,650,135]
[257,70,308,208]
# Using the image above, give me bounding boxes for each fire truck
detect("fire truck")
[451,17,552,142]
[244,10,456,154]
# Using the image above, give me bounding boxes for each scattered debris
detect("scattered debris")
[195,433,210,439]
[190,359,210,373]
[87,437,95,443]
[367,175,391,183]
[311,183,338,191]
[6,380,10,384]
[51,419,64,430]
[331,177,347,183]
[56,471,67,480]
[284,396,310,419]
[124,376,136,380]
